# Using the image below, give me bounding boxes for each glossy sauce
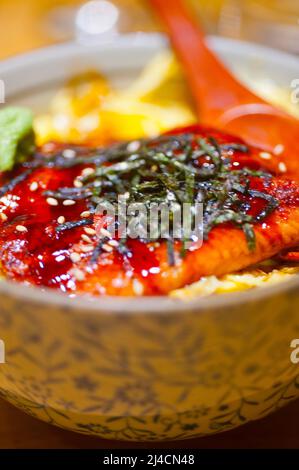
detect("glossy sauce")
[0,125,297,295]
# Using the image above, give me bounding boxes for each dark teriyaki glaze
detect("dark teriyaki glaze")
[0,125,298,296]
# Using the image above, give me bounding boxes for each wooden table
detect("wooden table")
[1,397,298,448]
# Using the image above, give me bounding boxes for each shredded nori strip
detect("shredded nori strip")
[248,189,279,222]
[90,236,110,264]
[0,168,33,197]
[1,132,279,265]
[56,218,93,233]
[220,143,249,153]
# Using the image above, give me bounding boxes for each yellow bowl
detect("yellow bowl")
[1,35,299,441]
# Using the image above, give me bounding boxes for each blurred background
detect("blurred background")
[1,0,299,59]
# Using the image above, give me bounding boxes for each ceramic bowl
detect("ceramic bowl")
[1,34,299,441]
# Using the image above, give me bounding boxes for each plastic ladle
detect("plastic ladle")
[150,0,299,178]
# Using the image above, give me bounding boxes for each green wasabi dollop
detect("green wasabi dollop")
[0,106,35,172]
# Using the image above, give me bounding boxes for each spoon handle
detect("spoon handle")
[149,0,265,123]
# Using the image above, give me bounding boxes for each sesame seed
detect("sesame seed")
[81,167,95,177]
[84,227,96,236]
[81,245,94,253]
[80,211,91,218]
[70,268,85,281]
[132,279,144,296]
[112,278,124,288]
[274,144,284,156]
[63,199,76,206]
[102,243,113,253]
[43,143,56,152]
[57,216,66,224]
[74,179,83,188]
[100,227,112,238]
[29,181,38,192]
[16,225,27,233]
[62,149,76,159]
[47,197,59,206]
[81,234,93,243]
[70,252,81,263]
[259,151,271,160]
[278,162,287,173]
[108,239,119,247]
[0,213,7,222]
[127,140,140,152]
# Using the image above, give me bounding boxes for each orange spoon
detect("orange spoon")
[150,0,299,179]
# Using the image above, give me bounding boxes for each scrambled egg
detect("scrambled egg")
[34,52,299,297]
[34,52,196,145]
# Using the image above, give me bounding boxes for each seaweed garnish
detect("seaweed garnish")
[0,133,279,263]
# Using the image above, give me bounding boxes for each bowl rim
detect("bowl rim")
[2,32,299,75]
[1,33,299,314]
[1,270,299,314]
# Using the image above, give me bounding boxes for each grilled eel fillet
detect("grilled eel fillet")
[0,125,299,296]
